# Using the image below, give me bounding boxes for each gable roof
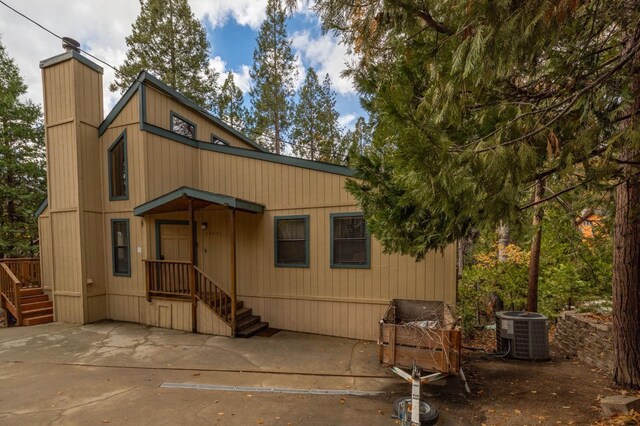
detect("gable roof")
[99,70,355,177]
[133,186,264,216]
[99,71,266,153]
[34,198,48,218]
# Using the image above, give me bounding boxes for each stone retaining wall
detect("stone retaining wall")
[554,311,613,373]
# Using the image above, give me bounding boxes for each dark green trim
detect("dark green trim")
[211,134,230,146]
[108,129,129,201]
[139,83,147,130]
[99,75,145,136]
[155,220,189,260]
[141,72,267,153]
[133,186,264,216]
[274,215,310,268]
[111,218,131,277]
[329,212,371,269]
[170,111,197,139]
[34,198,48,218]
[98,70,354,175]
[39,51,103,74]
[141,122,355,177]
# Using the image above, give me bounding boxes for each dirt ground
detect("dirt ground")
[417,329,627,425]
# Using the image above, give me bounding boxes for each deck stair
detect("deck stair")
[1,258,51,326]
[20,288,54,326]
[146,261,268,338]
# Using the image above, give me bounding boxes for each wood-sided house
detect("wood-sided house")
[34,48,457,339]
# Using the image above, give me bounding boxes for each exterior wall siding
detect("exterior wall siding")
[144,86,257,150]
[38,56,457,341]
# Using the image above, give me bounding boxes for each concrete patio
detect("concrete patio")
[0,321,418,425]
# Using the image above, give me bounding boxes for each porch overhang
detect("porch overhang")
[133,186,265,216]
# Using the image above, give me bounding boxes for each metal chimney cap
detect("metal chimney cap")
[62,37,81,52]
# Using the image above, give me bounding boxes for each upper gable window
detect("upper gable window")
[211,135,229,146]
[108,131,128,200]
[171,112,196,139]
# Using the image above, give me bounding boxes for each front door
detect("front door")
[157,221,190,261]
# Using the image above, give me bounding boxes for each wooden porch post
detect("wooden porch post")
[188,197,197,333]
[230,208,237,337]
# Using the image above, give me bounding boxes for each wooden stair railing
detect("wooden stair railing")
[0,258,52,326]
[143,260,268,337]
[0,262,23,325]
[194,266,232,325]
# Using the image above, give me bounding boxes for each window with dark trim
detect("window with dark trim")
[108,131,128,200]
[171,112,196,139]
[330,213,370,268]
[112,219,131,276]
[275,216,309,267]
[211,134,229,146]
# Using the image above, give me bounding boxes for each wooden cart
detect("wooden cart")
[378,299,461,374]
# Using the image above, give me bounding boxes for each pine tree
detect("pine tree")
[249,0,297,154]
[292,69,344,163]
[342,117,372,157]
[291,68,323,160]
[0,40,45,258]
[214,72,249,132]
[110,0,218,110]
[318,74,344,163]
[316,0,640,388]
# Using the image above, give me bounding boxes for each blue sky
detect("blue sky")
[0,0,365,131]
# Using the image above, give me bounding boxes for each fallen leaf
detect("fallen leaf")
[57,391,63,395]
[377,409,384,415]
[192,373,201,377]
[218,412,224,416]
[531,390,537,394]
[102,421,109,424]
[514,409,522,415]
[339,398,346,405]
[256,419,264,424]
[247,394,253,397]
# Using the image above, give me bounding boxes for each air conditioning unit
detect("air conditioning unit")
[496,311,550,360]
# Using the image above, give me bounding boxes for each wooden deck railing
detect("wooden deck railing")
[2,258,41,288]
[143,260,234,330]
[0,258,41,325]
[194,266,233,326]
[144,260,192,299]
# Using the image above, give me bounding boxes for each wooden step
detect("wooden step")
[226,307,252,322]
[237,315,260,330]
[22,307,53,319]
[22,314,54,326]
[19,288,44,297]
[236,321,268,338]
[20,300,53,311]
[20,294,49,303]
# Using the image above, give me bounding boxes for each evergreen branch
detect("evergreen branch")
[519,179,592,211]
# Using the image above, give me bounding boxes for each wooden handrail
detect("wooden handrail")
[142,259,193,264]
[0,262,23,325]
[1,258,41,289]
[143,260,236,331]
[194,266,233,327]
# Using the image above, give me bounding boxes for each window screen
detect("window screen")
[112,220,130,276]
[332,214,369,267]
[171,113,195,139]
[275,217,308,267]
[109,134,127,199]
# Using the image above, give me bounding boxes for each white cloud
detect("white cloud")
[209,56,252,94]
[0,0,139,110]
[291,30,356,95]
[190,0,267,30]
[338,114,356,129]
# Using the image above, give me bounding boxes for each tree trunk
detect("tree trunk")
[613,149,640,388]
[611,31,640,388]
[527,179,545,312]
[497,221,510,262]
